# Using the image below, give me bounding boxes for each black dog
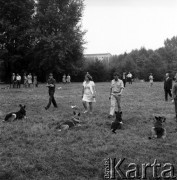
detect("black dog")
[4,104,26,121]
[111,111,123,133]
[149,116,166,139]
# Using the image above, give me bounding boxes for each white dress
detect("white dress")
[82,81,96,102]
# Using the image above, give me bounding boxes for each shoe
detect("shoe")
[45,107,48,110]
[54,106,58,108]
[108,115,113,118]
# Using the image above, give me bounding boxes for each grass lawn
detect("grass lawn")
[0,82,177,180]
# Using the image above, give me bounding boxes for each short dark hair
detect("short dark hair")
[113,72,119,76]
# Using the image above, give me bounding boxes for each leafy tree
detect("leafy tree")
[0,0,35,81]
[31,0,85,79]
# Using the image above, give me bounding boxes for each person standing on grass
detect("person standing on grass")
[108,72,124,118]
[16,73,21,88]
[27,73,32,87]
[172,76,177,121]
[82,73,96,114]
[33,74,38,87]
[127,72,132,84]
[11,73,16,88]
[66,74,71,83]
[149,73,154,87]
[122,72,126,87]
[23,73,28,88]
[164,73,172,101]
[45,73,58,110]
[62,74,66,84]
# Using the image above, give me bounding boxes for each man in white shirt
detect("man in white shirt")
[16,74,21,88]
[127,72,133,84]
[108,72,124,118]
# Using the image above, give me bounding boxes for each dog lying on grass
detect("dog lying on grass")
[111,111,123,133]
[149,116,166,139]
[4,104,26,122]
[50,110,81,131]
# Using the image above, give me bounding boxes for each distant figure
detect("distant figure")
[27,73,32,87]
[66,74,71,83]
[172,75,177,121]
[45,73,58,110]
[16,74,21,88]
[108,72,124,118]
[23,73,28,88]
[127,72,132,84]
[82,73,96,114]
[149,73,154,87]
[164,73,172,101]
[62,74,66,84]
[11,73,16,88]
[122,72,126,87]
[33,74,38,87]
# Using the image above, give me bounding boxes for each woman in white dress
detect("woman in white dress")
[82,74,96,114]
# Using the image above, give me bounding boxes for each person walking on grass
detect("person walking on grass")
[172,76,177,121]
[108,72,124,118]
[82,73,96,114]
[45,73,58,110]
[164,73,172,101]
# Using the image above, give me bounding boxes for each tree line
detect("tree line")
[0,0,85,82]
[0,0,177,82]
[83,36,177,82]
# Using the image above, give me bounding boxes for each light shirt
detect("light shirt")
[111,79,124,94]
[149,75,153,80]
[127,73,132,78]
[16,75,21,81]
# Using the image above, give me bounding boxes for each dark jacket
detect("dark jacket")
[164,77,172,90]
[47,78,56,92]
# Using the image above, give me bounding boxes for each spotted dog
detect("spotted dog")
[4,104,26,122]
[54,111,81,131]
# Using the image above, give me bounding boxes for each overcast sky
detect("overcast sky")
[82,0,177,55]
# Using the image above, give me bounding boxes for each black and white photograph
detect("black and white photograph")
[0,0,177,179]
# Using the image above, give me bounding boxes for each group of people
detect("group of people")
[11,73,38,88]
[44,72,123,117]
[45,71,177,122]
[122,72,133,87]
[62,74,71,84]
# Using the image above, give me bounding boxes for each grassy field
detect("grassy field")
[0,82,177,180]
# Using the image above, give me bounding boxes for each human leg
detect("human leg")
[115,95,121,112]
[109,95,116,116]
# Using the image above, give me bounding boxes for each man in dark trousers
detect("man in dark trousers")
[45,73,58,110]
[164,73,172,101]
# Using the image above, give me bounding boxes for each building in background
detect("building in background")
[84,53,112,63]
